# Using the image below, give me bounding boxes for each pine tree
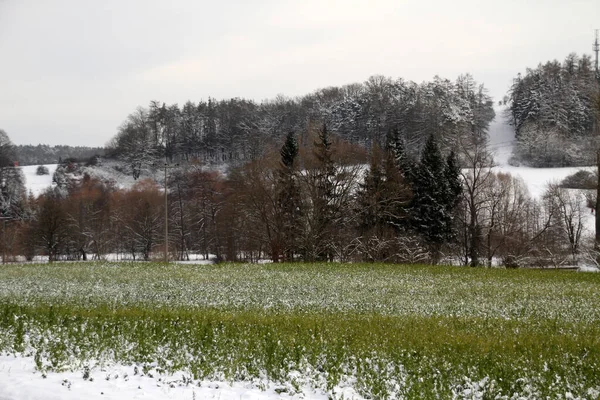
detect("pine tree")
[313,124,335,225]
[302,124,337,261]
[277,132,302,261]
[355,149,386,236]
[383,129,412,231]
[410,135,460,262]
[280,131,298,170]
[386,128,409,174]
[444,150,462,209]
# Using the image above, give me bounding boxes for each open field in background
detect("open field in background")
[1,262,600,399]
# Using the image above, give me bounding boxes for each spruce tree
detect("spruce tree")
[383,129,412,231]
[280,131,298,170]
[355,149,386,236]
[410,135,460,262]
[308,124,336,261]
[277,132,301,261]
[444,150,462,210]
[386,128,409,175]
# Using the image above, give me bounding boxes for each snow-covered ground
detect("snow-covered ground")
[0,355,351,400]
[5,116,596,399]
[486,108,590,198]
[20,164,58,197]
[488,110,596,241]
[488,107,515,166]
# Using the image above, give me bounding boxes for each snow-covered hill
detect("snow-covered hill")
[20,164,58,197]
[487,108,515,165]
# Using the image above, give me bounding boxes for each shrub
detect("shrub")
[36,165,49,175]
[560,170,596,189]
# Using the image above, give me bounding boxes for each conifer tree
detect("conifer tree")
[444,150,462,209]
[277,132,302,261]
[301,124,338,261]
[410,135,461,262]
[383,129,412,231]
[313,124,335,229]
[355,148,386,236]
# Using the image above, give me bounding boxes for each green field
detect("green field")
[1,262,599,399]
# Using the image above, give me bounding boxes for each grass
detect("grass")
[0,262,599,398]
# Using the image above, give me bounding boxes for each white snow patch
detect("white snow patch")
[20,164,58,197]
[488,107,515,166]
[493,165,591,199]
[0,355,347,400]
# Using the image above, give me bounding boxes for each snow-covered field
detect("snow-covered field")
[5,113,598,399]
[0,356,344,400]
[20,164,58,197]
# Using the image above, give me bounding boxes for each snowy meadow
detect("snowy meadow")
[1,262,599,399]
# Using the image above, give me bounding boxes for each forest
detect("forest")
[14,144,104,166]
[0,60,598,268]
[508,53,600,166]
[107,74,495,176]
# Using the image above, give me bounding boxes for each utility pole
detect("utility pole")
[594,29,599,78]
[595,30,600,251]
[592,29,600,81]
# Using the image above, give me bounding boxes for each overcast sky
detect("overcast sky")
[1,0,599,147]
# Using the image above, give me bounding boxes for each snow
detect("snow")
[487,107,515,166]
[6,117,599,397]
[578,265,600,273]
[0,355,348,400]
[487,111,596,233]
[20,164,58,197]
[494,164,591,199]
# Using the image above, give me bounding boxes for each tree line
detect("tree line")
[15,144,105,166]
[107,74,495,178]
[0,125,592,267]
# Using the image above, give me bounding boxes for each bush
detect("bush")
[560,170,596,189]
[503,255,521,269]
[36,165,49,175]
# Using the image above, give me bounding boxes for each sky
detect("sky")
[0,0,599,147]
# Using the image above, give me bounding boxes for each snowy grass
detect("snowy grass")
[1,262,600,399]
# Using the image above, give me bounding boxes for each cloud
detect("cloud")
[1,0,599,145]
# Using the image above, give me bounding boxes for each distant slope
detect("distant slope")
[20,164,58,196]
[488,107,515,166]
[15,145,104,166]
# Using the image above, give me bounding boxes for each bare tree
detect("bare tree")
[545,184,587,263]
[457,133,495,267]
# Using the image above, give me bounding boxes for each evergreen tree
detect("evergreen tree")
[301,124,337,261]
[410,135,460,262]
[313,124,335,225]
[383,129,412,231]
[277,132,302,261]
[355,149,386,236]
[280,131,298,169]
[385,128,410,175]
[444,150,462,209]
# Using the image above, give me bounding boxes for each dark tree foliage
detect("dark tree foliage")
[410,135,461,261]
[444,150,463,209]
[280,132,298,170]
[308,124,336,261]
[382,129,412,230]
[15,145,104,166]
[356,152,387,236]
[277,132,302,261]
